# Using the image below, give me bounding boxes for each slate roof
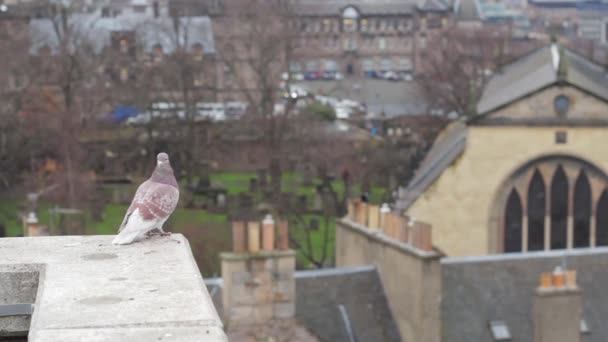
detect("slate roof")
[442,248,608,341]
[453,0,483,22]
[291,0,418,16]
[397,44,608,210]
[396,120,467,210]
[476,44,608,116]
[205,265,401,342]
[295,265,401,342]
[29,13,215,55]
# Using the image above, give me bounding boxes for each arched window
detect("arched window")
[573,171,591,248]
[528,170,546,251]
[596,190,608,246]
[342,6,359,32]
[551,166,568,249]
[504,189,522,253]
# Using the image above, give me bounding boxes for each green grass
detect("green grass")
[0,171,385,274]
[289,214,335,268]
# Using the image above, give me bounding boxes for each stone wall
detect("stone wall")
[220,251,296,326]
[407,86,608,257]
[336,219,442,342]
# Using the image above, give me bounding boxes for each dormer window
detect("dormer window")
[342,6,359,32]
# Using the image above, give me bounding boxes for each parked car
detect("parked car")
[383,71,399,81]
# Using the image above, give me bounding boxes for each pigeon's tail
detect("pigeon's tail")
[112,231,141,245]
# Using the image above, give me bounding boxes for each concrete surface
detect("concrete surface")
[0,235,226,342]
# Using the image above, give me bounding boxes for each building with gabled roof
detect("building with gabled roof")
[397,43,608,257]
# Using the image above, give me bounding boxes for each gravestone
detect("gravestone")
[249,177,258,193]
[309,218,320,231]
[302,165,314,187]
[297,195,308,212]
[313,191,323,211]
[257,169,267,187]
[216,192,226,208]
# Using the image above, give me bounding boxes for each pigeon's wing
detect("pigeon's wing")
[118,180,151,233]
[112,208,158,245]
[118,181,179,233]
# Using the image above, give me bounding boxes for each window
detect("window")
[101,6,110,17]
[119,68,128,82]
[554,94,570,117]
[343,18,357,32]
[323,19,331,32]
[379,37,386,50]
[306,61,318,72]
[527,170,546,251]
[133,5,146,13]
[192,43,204,61]
[399,58,412,71]
[504,189,522,253]
[120,39,128,53]
[193,73,203,87]
[9,70,25,90]
[153,44,163,62]
[362,59,374,72]
[581,319,590,334]
[289,62,301,72]
[501,156,608,253]
[342,6,359,32]
[380,20,387,32]
[324,60,338,72]
[550,166,568,250]
[380,59,393,71]
[419,36,427,49]
[344,37,357,51]
[361,19,368,32]
[573,171,591,248]
[555,131,567,144]
[489,320,511,341]
[597,191,608,246]
[387,128,394,136]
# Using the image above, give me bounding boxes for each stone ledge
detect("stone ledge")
[220,250,296,261]
[0,235,226,342]
[338,218,442,259]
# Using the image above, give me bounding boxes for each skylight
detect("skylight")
[489,320,512,341]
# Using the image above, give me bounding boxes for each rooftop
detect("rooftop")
[0,235,226,342]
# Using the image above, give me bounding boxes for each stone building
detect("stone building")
[397,43,608,257]
[287,0,450,78]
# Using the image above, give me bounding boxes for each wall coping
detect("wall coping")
[338,218,442,260]
[219,250,296,261]
[0,235,226,342]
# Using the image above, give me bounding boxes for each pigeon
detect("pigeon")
[112,152,179,245]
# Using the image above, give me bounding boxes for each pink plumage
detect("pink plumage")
[112,153,179,245]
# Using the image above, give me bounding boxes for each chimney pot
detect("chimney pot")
[262,215,275,251]
[539,272,553,288]
[231,221,246,253]
[552,266,565,288]
[277,220,289,250]
[247,222,261,253]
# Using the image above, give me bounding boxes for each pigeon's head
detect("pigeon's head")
[157,152,170,165]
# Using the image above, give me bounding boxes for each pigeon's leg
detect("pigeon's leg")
[158,225,172,237]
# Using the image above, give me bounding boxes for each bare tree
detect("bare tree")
[17,3,106,214]
[417,25,512,116]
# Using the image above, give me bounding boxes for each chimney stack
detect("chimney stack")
[533,267,581,342]
[221,216,295,326]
